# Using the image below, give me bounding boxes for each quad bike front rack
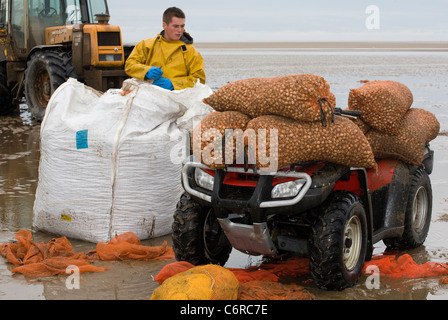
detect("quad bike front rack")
[181,161,312,257]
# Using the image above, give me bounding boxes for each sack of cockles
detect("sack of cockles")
[196,75,440,171]
[203,74,336,124]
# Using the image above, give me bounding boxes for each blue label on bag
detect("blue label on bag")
[76,130,88,149]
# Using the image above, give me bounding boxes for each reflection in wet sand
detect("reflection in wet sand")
[0,115,40,231]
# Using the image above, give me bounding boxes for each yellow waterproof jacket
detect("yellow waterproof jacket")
[125,32,205,90]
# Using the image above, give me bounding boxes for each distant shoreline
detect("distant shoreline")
[194,41,448,51]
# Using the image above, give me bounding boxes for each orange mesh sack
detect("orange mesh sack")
[348,80,413,135]
[192,111,251,169]
[94,232,174,261]
[366,108,440,166]
[0,229,174,278]
[203,74,336,123]
[0,229,106,277]
[363,254,448,279]
[151,264,239,300]
[245,115,376,172]
[348,111,371,135]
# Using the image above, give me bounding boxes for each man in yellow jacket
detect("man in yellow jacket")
[125,7,205,90]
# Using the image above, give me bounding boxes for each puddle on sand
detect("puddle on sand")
[0,112,41,231]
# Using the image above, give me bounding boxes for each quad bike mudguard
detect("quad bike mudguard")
[334,145,434,244]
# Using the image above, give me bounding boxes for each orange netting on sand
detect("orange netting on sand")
[0,229,174,277]
[363,253,448,279]
[94,231,174,261]
[154,257,310,285]
[239,281,315,300]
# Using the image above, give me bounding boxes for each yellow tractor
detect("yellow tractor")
[0,0,131,120]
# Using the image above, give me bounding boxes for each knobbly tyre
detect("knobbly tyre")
[172,108,434,291]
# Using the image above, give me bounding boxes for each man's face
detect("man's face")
[163,17,185,41]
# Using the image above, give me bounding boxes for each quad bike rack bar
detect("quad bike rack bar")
[181,162,213,203]
[181,161,312,208]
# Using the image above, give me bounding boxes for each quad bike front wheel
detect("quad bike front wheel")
[309,191,368,290]
[384,167,432,250]
[172,193,232,266]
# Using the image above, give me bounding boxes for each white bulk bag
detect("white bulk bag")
[33,78,213,242]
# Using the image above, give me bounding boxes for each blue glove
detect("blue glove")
[152,77,174,90]
[145,67,163,80]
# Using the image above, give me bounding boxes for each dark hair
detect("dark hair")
[163,7,185,24]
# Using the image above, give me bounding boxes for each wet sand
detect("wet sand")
[195,41,448,51]
[1,43,448,300]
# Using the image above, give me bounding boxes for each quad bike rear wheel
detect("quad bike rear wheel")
[383,167,432,250]
[172,193,232,266]
[309,191,368,290]
[24,50,76,121]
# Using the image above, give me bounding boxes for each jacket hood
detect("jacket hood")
[160,31,193,44]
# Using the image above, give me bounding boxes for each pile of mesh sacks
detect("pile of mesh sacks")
[194,75,440,171]
[348,80,440,166]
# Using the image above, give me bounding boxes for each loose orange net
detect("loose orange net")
[94,231,174,261]
[363,253,448,288]
[0,229,173,277]
[154,257,311,285]
[363,253,448,279]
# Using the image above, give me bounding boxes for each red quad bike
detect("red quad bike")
[172,108,434,290]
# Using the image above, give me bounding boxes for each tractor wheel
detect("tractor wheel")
[24,50,77,121]
[384,167,432,250]
[0,62,15,115]
[308,191,368,290]
[172,193,232,266]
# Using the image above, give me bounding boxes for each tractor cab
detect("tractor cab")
[0,0,130,120]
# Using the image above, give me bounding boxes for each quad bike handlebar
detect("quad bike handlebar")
[334,107,362,118]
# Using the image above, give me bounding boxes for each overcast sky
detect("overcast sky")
[106,0,448,44]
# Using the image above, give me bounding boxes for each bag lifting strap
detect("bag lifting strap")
[318,98,335,127]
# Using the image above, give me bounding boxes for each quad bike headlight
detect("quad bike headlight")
[271,179,306,199]
[194,168,214,191]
